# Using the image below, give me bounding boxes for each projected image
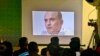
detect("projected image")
[32,11,74,36]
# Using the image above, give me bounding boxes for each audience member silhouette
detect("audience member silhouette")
[3,41,13,56]
[46,43,59,56]
[50,36,59,46]
[41,36,64,56]
[41,47,47,56]
[69,37,80,52]
[0,42,6,56]
[62,48,76,56]
[42,36,63,56]
[13,37,28,56]
[81,48,99,56]
[0,41,13,56]
[62,37,80,56]
[27,41,40,56]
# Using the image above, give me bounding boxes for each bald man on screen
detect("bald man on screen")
[43,11,64,35]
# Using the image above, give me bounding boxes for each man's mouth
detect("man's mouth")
[47,27,52,29]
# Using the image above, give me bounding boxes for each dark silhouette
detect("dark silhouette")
[46,43,59,56]
[13,37,28,56]
[41,36,63,56]
[41,36,64,56]
[3,41,13,56]
[62,48,76,56]
[0,41,13,56]
[41,36,60,56]
[0,42,6,56]
[41,48,47,56]
[69,37,80,52]
[27,41,40,56]
[81,48,99,56]
[62,37,80,56]
[50,36,59,46]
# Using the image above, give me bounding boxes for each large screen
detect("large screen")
[22,0,82,44]
[32,11,74,36]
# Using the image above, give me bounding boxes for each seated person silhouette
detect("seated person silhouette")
[27,41,40,56]
[13,37,28,56]
[3,41,13,56]
[41,47,47,56]
[81,48,99,56]
[62,37,80,56]
[41,36,64,56]
[69,37,80,52]
[0,41,13,56]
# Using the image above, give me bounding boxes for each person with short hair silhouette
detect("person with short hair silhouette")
[27,41,40,56]
[3,41,13,56]
[41,36,59,56]
[62,37,80,56]
[41,36,64,56]
[13,37,28,56]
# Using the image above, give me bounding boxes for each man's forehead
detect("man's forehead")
[44,11,58,18]
[45,11,58,13]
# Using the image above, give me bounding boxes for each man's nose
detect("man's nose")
[47,20,51,26]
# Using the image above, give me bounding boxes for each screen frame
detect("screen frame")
[32,11,75,36]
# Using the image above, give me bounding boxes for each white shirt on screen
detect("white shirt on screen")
[41,28,73,35]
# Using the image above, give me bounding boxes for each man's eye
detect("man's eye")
[50,18,55,21]
[45,19,47,22]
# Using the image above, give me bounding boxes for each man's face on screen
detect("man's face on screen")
[44,11,63,34]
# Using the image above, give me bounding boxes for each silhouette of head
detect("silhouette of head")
[50,36,59,45]
[28,41,38,53]
[19,37,28,48]
[0,42,6,56]
[47,43,59,56]
[3,41,13,56]
[69,37,80,51]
